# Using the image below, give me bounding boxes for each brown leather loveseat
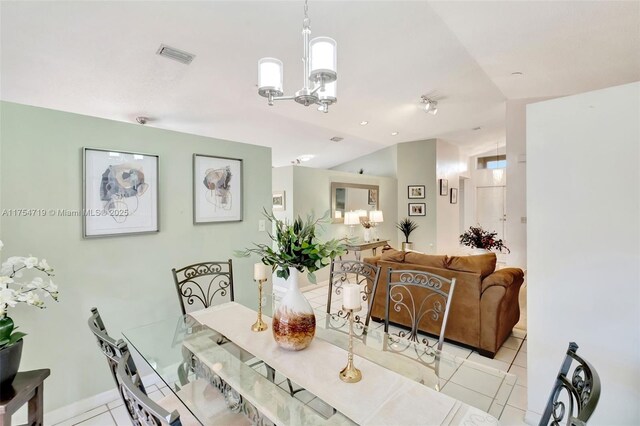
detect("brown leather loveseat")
[364,249,524,358]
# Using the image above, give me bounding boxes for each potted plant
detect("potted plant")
[237,210,346,350]
[459,225,510,254]
[0,241,58,389]
[396,218,418,251]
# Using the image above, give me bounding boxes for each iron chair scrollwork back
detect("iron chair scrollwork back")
[384,269,456,353]
[172,260,235,315]
[172,262,273,389]
[539,342,601,426]
[117,351,182,426]
[87,307,146,396]
[326,259,381,327]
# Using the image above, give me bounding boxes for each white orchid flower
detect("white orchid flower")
[0,242,59,318]
[20,291,44,308]
[0,276,14,286]
[23,256,38,269]
[0,256,25,276]
[38,259,53,273]
[0,288,18,308]
[27,276,44,289]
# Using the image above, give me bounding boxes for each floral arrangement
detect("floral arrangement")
[236,210,346,283]
[0,241,58,349]
[459,226,510,253]
[360,217,372,229]
[396,218,418,243]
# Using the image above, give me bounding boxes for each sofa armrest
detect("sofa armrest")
[363,256,381,266]
[481,268,524,295]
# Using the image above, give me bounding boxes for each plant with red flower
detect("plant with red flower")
[459,226,510,253]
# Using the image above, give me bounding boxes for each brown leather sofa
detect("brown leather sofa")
[364,249,524,358]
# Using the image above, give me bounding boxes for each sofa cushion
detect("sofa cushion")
[446,253,496,278]
[380,248,406,262]
[403,252,448,269]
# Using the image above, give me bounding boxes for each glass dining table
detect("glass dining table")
[123,296,516,425]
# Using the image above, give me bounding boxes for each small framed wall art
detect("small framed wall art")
[408,203,426,216]
[272,191,286,211]
[83,147,159,238]
[193,154,243,224]
[450,188,458,204]
[408,185,425,199]
[439,179,449,196]
[368,188,378,206]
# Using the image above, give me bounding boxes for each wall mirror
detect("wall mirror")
[330,182,380,224]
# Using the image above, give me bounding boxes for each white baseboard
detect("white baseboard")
[524,409,542,425]
[44,373,162,425]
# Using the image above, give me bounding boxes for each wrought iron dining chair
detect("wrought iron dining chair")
[539,342,601,426]
[172,260,234,315]
[88,309,229,425]
[326,259,381,327]
[172,261,275,390]
[117,351,182,426]
[384,269,456,352]
[87,307,146,395]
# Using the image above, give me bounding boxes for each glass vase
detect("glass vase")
[272,270,316,350]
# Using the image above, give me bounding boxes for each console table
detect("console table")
[0,369,50,426]
[344,239,388,261]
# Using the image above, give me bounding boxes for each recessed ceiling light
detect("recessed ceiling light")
[298,154,315,162]
[511,71,524,76]
[472,126,482,131]
[391,132,399,136]
[329,136,344,142]
[360,121,369,126]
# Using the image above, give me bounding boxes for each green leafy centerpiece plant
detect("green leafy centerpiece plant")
[396,218,419,251]
[237,210,346,350]
[459,225,510,253]
[0,241,58,388]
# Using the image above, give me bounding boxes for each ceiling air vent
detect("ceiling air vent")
[156,44,195,65]
[330,136,344,142]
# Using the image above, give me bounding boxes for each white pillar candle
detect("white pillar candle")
[254,263,269,281]
[343,284,361,310]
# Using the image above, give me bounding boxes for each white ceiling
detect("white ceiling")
[1,1,638,168]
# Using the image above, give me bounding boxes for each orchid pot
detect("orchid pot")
[0,241,58,389]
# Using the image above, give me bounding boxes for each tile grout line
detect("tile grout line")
[107,408,117,425]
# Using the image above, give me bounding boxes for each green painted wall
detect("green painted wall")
[0,102,272,411]
[283,165,398,286]
[396,140,438,252]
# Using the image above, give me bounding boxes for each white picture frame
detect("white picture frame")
[272,191,286,211]
[83,147,159,238]
[193,154,243,224]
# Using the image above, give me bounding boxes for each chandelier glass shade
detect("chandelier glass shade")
[257,2,338,113]
[257,58,284,97]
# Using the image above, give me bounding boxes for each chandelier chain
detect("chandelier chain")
[304,0,309,19]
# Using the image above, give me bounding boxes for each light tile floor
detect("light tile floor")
[52,282,528,426]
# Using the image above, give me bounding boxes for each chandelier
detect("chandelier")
[257,0,337,113]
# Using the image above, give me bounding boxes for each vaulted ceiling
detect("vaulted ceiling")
[2,1,638,168]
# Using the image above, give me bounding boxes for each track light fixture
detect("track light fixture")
[421,96,438,115]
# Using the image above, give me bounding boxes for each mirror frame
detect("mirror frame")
[330,181,380,224]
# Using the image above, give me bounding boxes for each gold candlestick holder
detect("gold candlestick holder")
[251,278,268,332]
[339,305,362,383]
